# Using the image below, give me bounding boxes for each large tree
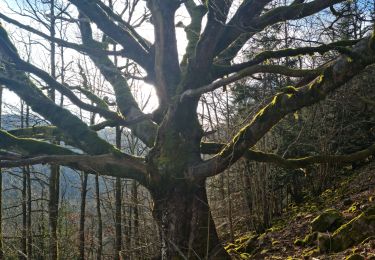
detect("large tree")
[1,0,375,258]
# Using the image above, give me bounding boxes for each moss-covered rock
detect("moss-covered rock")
[311,208,344,232]
[294,232,318,247]
[293,238,304,247]
[345,253,365,260]
[225,233,259,256]
[318,204,375,253]
[302,248,320,258]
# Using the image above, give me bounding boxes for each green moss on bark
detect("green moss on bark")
[0,129,74,156]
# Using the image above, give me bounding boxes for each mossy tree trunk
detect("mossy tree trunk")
[146,101,230,259]
[151,180,228,259]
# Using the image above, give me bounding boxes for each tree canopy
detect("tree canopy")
[1,0,375,258]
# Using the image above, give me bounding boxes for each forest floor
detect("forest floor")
[226,160,375,259]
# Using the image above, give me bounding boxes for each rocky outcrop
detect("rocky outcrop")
[318,205,375,253]
[311,208,344,232]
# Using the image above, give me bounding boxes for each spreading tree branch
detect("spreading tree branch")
[0,153,148,185]
[180,3,207,67]
[0,25,116,155]
[181,65,321,99]
[192,35,375,179]
[213,39,361,79]
[10,56,142,125]
[0,129,74,156]
[69,0,154,73]
[200,142,375,169]
[146,0,181,104]
[93,0,152,50]
[0,13,125,57]
[182,0,232,89]
[213,0,272,64]
[78,14,157,147]
[214,0,346,65]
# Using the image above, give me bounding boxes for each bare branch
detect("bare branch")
[214,0,346,64]
[213,39,361,78]
[0,13,124,57]
[181,65,321,99]
[69,0,153,73]
[12,57,138,125]
[0,25,116,154]
[93,0,151,50]
[192,36,375,179]
[78,14,157,146]
[0,153,148,185]
[200,142,375,169]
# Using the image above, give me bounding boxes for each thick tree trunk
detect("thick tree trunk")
[152,181,229,259]
[147,101,229,259]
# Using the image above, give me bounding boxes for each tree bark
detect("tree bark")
[21,103,27,260]
[79,172,88,260]
[151,180,229,259]
[26,165,32,258]
[48,166,59,260]
[115,126,122,260]
[25,106,32,259]
[95,173,102,260]
[21,167,27,260]
[131,180,139,256]
[115,176,122,260]
[0,85,3,259]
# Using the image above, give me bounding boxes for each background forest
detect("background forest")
[0,0,375,259]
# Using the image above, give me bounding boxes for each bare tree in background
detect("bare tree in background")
[0,85,3,259]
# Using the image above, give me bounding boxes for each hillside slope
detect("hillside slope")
[226,160,375,259]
